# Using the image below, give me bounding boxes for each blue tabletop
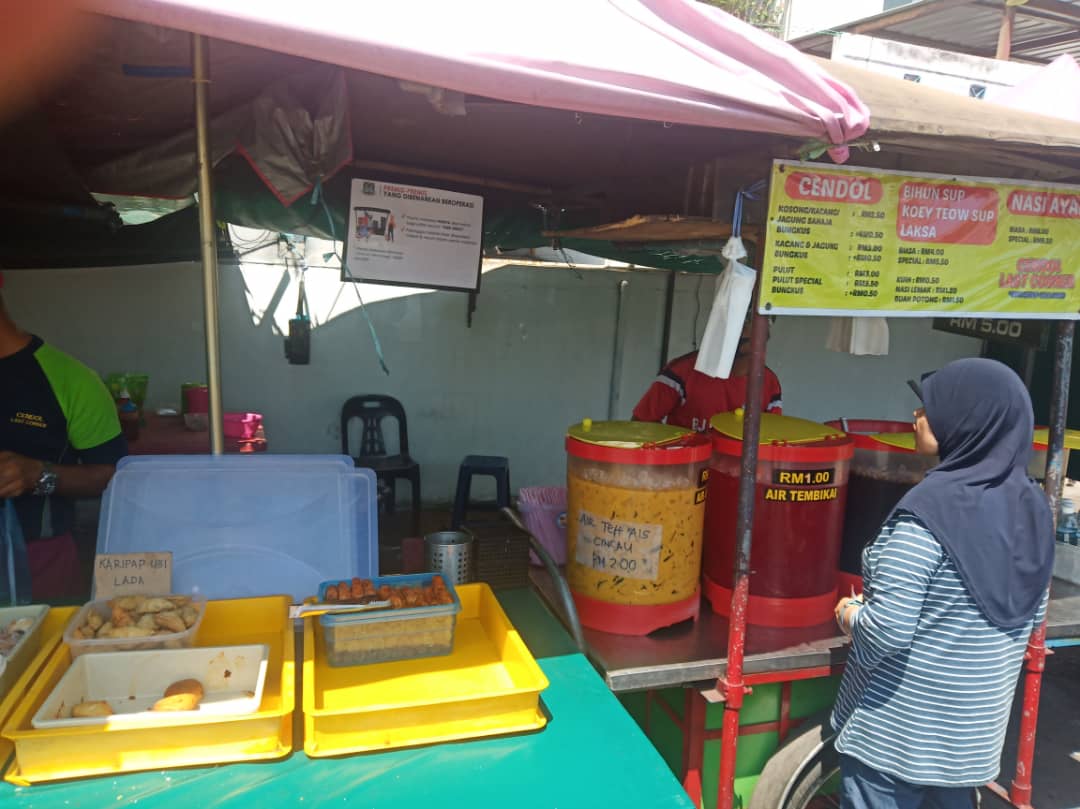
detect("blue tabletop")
[4,590,693,809]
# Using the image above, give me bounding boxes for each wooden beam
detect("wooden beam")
[351,159,551,196]
[543,214,761,245]
[1016,0,1080,24]
[997,4,1016,60]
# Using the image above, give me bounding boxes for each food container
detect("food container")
[32,644,269,729]
[3,596,294,785]
[0,605,49,699]
[303,583,548,757]
[705,412,853,627]
[63,595,206,658]
[318,574,461,667]
[566,420,711,635]
[825,420,936,595]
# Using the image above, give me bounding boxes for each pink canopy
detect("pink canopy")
[84,0,868,145]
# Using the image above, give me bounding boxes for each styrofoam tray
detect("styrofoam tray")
[32,644,268,729]
[0,605,49,700]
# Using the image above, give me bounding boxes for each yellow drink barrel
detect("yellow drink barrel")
[565,420,712,636]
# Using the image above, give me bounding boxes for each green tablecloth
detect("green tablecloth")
[4,590,693,809]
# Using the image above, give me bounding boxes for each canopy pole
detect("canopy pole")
[996,4,1015,60]
[193,34,224,455]
[716,274,768,809]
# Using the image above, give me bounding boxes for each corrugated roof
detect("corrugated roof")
[793,0,1080,64]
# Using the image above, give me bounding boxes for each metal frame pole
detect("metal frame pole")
[660,271,676,366]
[1008,320,1073,808]
[716,277,769,809]
[193,34,224,455]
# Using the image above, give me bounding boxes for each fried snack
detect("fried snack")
[138,597,176,614]
[86,610,104,632]
[104,626,155,639]
[179,606,199,628]
[167,596,192,607]
[361,579,375,598]
[350,578,363,600]
[164,678,205,702]
[111,604,134,628]
[151,693,200,712]
[72,700,113,718]
[155,611,186,633]
[325,584,339,601]
[136,613,158,631]
[377,585,392,600]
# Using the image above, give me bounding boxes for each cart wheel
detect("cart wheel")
[748,714,841,809]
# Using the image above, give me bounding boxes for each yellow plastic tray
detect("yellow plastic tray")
[303,583,549,757]
[0,607,76,766]
[2,596,294,784]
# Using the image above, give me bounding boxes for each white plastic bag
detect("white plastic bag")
[694,237,757,379]
[825,317,890,356]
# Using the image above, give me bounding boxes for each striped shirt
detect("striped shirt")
[831,512,1046,786]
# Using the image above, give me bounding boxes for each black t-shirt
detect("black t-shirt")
[0,336,126,541]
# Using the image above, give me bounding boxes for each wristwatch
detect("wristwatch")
[32,462,58,496]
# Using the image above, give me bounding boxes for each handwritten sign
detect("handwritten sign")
[573,510,662,581]
[761,160,1080,319]
[94,552,173,598]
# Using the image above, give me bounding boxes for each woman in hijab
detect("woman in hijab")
[831,358,1054,809]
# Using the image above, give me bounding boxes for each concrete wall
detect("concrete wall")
[3,261,980,502]
[829,33,1037,100]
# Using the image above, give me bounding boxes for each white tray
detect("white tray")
[32,644,269,729]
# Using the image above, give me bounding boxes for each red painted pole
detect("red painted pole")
[716,276,769,809]
[1010,622,1046,809]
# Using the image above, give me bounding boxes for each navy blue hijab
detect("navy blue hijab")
[895,358,1054,629]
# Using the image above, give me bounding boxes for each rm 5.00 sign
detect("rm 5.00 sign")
[932,317,1049,349]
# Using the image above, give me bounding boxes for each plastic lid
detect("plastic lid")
[1062,499,1075,514]
[710,411,845,446]
[567,419,692,449]
[867,432,917,451]
[97,455,377,601]
[1032,428,1080,451]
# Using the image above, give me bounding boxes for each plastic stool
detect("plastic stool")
[451,455,511,529]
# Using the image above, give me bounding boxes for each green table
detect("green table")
[4,590,693,809]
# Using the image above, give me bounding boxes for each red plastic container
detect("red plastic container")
[224,412,263,440]
[704,412,853,627]
[565,420,711,636]
[183,385,209,414]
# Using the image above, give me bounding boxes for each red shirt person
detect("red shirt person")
[632,317,781,431]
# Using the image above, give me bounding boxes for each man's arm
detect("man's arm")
[0,451,116,498]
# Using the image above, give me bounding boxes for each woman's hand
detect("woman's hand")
[834,593,864,636]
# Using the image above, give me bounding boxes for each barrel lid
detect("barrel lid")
[710,411,845,446]
[866,432,916,451]
[567,419,692,449]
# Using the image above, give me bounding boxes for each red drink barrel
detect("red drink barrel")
[703,412,853,627]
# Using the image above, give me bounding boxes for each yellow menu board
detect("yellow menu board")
[760,160,1080,319]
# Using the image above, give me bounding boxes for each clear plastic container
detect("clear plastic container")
[0,605,49,699]
[318,574,461,667]
[64,595,207,658]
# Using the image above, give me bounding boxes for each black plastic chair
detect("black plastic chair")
[341,395,421,536]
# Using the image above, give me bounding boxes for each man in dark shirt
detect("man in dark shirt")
[0,275,126,600]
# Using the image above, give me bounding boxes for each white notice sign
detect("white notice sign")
[343,178,484,291]
[574,510,663,581]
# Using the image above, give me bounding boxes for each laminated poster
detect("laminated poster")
[343,179,484,291]
[761,160,1080,319]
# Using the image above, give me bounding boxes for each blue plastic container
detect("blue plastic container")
[96,455,378,601]
[318,573,461,667]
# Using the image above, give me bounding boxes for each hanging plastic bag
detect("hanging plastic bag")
[1,499,32,606]
[826,317,890,356]
[694,236,757,379]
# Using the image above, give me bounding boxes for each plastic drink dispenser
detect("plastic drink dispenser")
[825,420,936,596]
[704,412,853,627]
[566,420,711,635]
